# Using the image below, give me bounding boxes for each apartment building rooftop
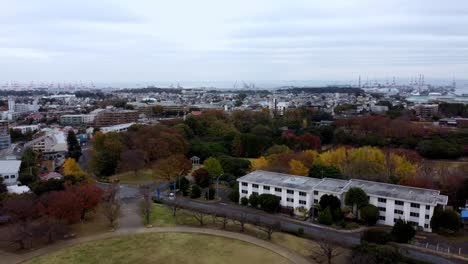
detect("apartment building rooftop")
[238,170,448,206]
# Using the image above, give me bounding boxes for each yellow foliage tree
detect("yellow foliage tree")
[63,158,91,183]
[318,147,348,172]
[387,153,417,181]
[289,159,309,176]
[346,146,386,180]
[251,156,269,171]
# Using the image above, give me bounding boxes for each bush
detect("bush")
[391,219,416,243]
[192,168,211,188]
[361,229,391,245]
[345,222,360,230]
[338,219,347,228]
[318,207,333,225]
[360,204,379,226]
[257,194,281,213]
[178,177,190,196]
[228,189,240,203]
[297,227,304,237]
[240,197,249,206]
[207,187,216,200]
[430,208,462,233]
[249,193,259,207]
[190,185,202,199]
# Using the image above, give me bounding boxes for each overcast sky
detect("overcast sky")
[1,0,467,83]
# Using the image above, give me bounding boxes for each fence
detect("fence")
[413,241,463,256]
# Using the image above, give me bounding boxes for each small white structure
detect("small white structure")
[0,160,22,185]
[100,123,135,133]
[190,156,200,166]
[7,184,30,194]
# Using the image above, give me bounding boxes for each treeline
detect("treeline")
[334,115,467,159]
[439,103,468,118]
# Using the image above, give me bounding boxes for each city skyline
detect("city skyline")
[1,0,468,82]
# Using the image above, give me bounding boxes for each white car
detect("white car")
[168,192,175,200]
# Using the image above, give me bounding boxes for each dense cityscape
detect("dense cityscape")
[1,0,468,264]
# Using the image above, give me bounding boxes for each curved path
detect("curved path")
[6,226,311,264]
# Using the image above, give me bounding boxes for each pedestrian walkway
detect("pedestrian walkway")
[2,226,311,264]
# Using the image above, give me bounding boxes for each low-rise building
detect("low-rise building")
[237,170,448,232]
[0,121,11,149]
[0,160,21,185]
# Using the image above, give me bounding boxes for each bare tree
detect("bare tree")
[255,219,281,241]
[214,213,229,230]
[233,213,247,232]
[192,209,209,226]
[171,199,182,217]
[101,183,121,229]
[140,186,152,225]
[313,239,342,264]
[3,194,38,249]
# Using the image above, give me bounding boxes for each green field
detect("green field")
[109,169,154,183]
[25,233,292,264]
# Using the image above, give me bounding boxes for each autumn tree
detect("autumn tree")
[192,168,211,188]
[90,132,125,177]
[231,134,243,157]
[251,156,269,171]
[118,149,146,177]
[289,159,309,176]
[153,154,192,187]
[69,184,103,221]
[3,194,38,249]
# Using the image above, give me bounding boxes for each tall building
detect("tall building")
[0,121,11,149]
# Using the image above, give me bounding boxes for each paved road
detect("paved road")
[164,197,465,264]
[5,227,309,264]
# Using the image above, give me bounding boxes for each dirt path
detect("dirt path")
[4,226,311,264]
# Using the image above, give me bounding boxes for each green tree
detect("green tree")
[319,194,341,211]
[258,194,281,213]
[67,130,82,161]
[249,193,259,207]
[318,207,333,225]
[190,185,201,199]
[391,219,416,243]
[229,187,240,203]
[231,134,243,157]
[345,187,368,216]
[360,204,379,226]
[19,148,38,186]
[430,208,462,233]
[203,157,224,179]
[309,164,343,179]
[240,197,249,206]
[361,229,391,245]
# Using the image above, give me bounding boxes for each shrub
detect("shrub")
[318,207,333,225]
[190,185,202,199]
[345,222,360,230]
[391,219,416,243]
[430,208,462,233]
[228,189,240,203]
[361,229,391,245]
[178,177,190,196]
[249,193,259,207]
[338,219,347,228]
[360,204,379,226]
[297,227,304,237]
[240,197,249,206]
[207,187,216,200]
[257,194,281,213]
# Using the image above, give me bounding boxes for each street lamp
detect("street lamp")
[216,174,223,200]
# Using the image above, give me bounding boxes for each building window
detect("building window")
[410,212,419,217]
[299,191,306,196]
[286,198,294,203]
[425,214,429,219]
[378,198,387,203]
[299,200,306,205]
[394,209,403,215]
[426,205,430,210]
[378,207,386,212]
[314,199,318,204]
[10,175,15,179]
[410,203,420,208]
[263,186,270,190]
[275,187,282,192]
[241,190,247,194]
[379,216,386,221]
[242,182,248,186]
[252,192,258,195]
[314,191,318,195]
[287,190,294,194]
[424,224,429,228]
[409,221,418,226]
[395,200,404,206]
[252,184,259,188]
[4,175,9,179]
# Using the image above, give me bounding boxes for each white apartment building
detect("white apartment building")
[12,125,39,134]
[237,170,448,232]
[0,160,21,185]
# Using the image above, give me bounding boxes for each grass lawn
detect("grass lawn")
[150,204,350,263]
[25,233,292,264]
[109,169,154,184]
